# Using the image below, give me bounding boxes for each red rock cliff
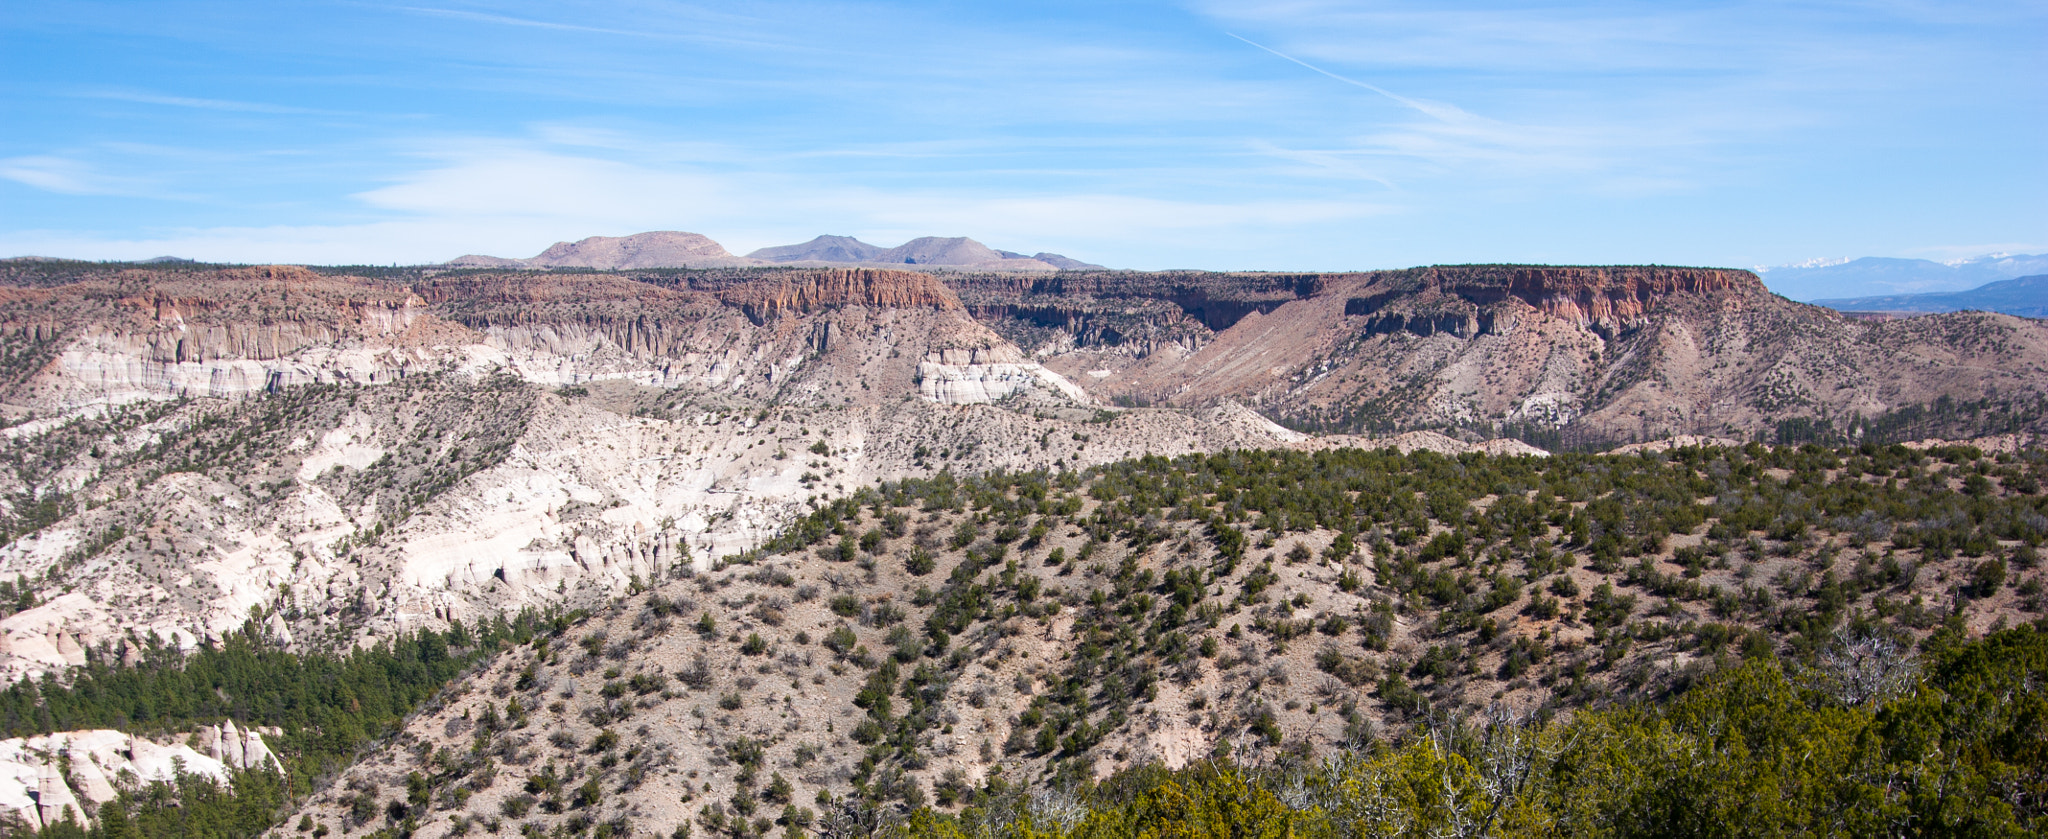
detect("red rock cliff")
[412,272,726,358]
[1424,265,1762,324]
[0,267,430,363]
[713,269,962,323]
[1341,265,1763,330]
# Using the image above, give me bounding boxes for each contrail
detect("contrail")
[1225,32,1467,124]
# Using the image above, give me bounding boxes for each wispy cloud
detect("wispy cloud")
[0,156,161,197]
[1249,141,1398,189]
[79,90,341,116]
[1201,1,1801,73]
[2,137,1387,267]
[356,141,1390,254]
[1223,32,1683,191]
[4,1,2040,270]
[1225,32,1470,123]
[387,3,795,53]
[393,6,660,39]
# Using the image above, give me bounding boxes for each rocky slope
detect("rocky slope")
[853,238,1055,273]
[745,236,886,265]
[281,442,2048,839]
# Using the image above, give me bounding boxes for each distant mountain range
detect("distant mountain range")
[1812,274,2048,318]
[1758,253,2048,301]
[746,234,1103,271]
[445,231,1104,272]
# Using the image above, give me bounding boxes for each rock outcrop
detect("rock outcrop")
[0,594,130,684]
[0,267,988,412]
[916,343,1091,405]
[1342,265,1762,334]
[708,268,963,323]
[0,727,275,831]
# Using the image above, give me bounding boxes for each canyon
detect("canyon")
[0,253,2042,833]
[2,260,2042,664]
[0,257,2040,667]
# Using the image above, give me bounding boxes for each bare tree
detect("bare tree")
[813,798,901,839]
[1810,627,1919,707]
[1425,704,1550,839]
[1026,786,1089,831]
[1469,704,1547,838]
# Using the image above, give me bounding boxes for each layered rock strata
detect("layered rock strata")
[0,258,2041,702]
[1023,264,2048,444]
[917,345,1091,405]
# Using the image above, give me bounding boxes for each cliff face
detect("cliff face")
[1346,265,1763,331]
[413,272,728,360]
[998,263,2048,445]
[960,265,1752,356]
[946,271,1327,357]
[710,268,962,323]
[8,262,2030,447]
[0,267,992,411]
[0,268,448,403]
[1,266,430,363]
[113,291,430,365]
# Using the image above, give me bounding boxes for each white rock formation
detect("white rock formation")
[917,347,1091,405]
[35,762,79,829]
[221,720,244,769]
[0,594,123,683]
[0,728,256,831]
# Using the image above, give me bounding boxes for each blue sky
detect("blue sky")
[2,1,2042,273]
